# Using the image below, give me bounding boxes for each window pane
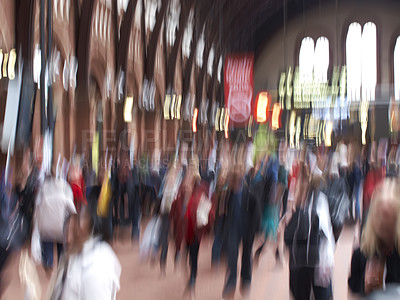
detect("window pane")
[394,37,400,101]
[314,37,329,83]
[299,37,315,85]
[346,22,362,102]
[362,22,377,101]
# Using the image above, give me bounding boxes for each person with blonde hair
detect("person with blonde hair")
[349,178,400,296]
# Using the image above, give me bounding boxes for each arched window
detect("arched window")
[314,37,329,83]
[346,22,377,101]
[299,36,330,119]
[394,36,400,101]
[299,37,315,85]
[299,36,329,84]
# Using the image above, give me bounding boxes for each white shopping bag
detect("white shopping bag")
[139,216,160,260]
[196,194,212,228]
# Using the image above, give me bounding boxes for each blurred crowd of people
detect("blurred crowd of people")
[2,134,400,299]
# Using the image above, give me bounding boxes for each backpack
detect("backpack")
[325,177,350,230]
[0,191,30,251]
[284,191,320,268]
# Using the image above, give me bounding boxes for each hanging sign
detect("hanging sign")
[224,53,254,125]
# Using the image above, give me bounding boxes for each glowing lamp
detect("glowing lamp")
[176,95,182,120]
[124,97,133,123]
[164,95,171,120]
[255,91,270,123]
[271,103,281,130]
[192,108,198,132]
[325,121,333,147]
[8,49,16,80]
[171,95,176,119]
[215,108,221,131]
[220,108,225,131]
[3,53,8,78]
[225,113,229,139]
[0,50,3,80]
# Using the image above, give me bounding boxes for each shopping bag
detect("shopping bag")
[196,194,212,228]
[31,222,42,264]
[139,216,160,260]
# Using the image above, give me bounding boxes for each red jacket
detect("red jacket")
[185,181,215,245]
[69,175,87,212]
[363,166,385,210]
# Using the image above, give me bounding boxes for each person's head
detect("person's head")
[361,178,400,258]
[294,163,310,207]
[73,206,96,252]
[64,214,79,255]
[183,156,200,193]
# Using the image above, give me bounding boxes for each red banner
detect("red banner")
[224,53,254,125]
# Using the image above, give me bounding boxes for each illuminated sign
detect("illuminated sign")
[164,95,171,120]
[124,97,133,123]
[224,113,229,139]
[171,95,177,119]
[176,95,182,120]
[279,65,347,110]
[224,53,254,124]
[359,100,369,145]
[255,91,270,123]
[219,108,225,131]
[215,108,221,131]
[325,121,333,147]
[289,111,296,149]
[192,108,198,132]
[271,103,281,130]
[164,94,182,120]
[0,49,17,80]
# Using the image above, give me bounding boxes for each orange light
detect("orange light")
[255,91,270,123]
[224,113,229,139]
[192,108,198,132]
[271,103,281,130]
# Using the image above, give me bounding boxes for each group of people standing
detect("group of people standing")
[0,140,121,299]
[2,134,400,300]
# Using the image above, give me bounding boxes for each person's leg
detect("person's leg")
[312,282,332,300]
[241,233,255,291]
[41,241,54,269]
[56,243,63,263]
[222,228,240,298]
[130,186,141,240]
[188,239,200,288]
[159,214,170,273]
[211,217,223,264]
[354,182,361,222]
[120,183,129,225]
[112,183,119,226]
[0,246,10,274]
[289,267,313,300]
[281,189,288,219]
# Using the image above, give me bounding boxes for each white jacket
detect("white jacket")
[61,237,121,300]
[35,177,76,242]
[314,192,335,287]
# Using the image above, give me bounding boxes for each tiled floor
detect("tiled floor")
[1,225,359,300]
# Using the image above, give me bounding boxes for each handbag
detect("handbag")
[97,172,112,217]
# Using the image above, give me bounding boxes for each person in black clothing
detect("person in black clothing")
[87,169,113,243]
[222,164,262,299]
[349,178,400,296]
